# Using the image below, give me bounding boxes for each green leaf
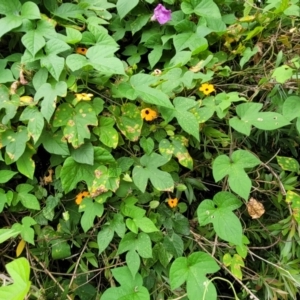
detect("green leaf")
[93,116,118,148]
[173,32,208,54]
[0,258,31,300]
[117,0,139,19]
[21,30,45,57]
[40,55,65,81]
[272,65,293,83]
[42,195,60,221]
[17,185,40,211]
[0,170,17,183]
[51,239,71,260]
[21,2,40,20]
[35,82,67,122]
[79,199,104,232]
[0,69,15,83]
[12,216,37,245]
[41,130,70,155]
[140,137,154,155]
[169,50,192,67]
[282,95,300,121]
[60,157,94,193]
[163,233,183,257]
[126,250,140,278]
[197,192,243,245]
[130,74,173,108]
[230,103,290,135]
[169,257,189,289]
[213,150,260,199]
[0,0,22,15]
[32,68,48,91]
[16,145,35,179]
[86,45,125,75]
[132,153,174,193]
[64,27,82,44]
[170,251,219,300]
[0,228,20,244]
[118,232,137,255]
[229,116,251,136]
[97,225,114,254]
[117,232,152,258]
[53,102,98,148]
[160,97,199,140]
[0,15,22,39]
[70,142,94,165]
[102,267,150,300]
[66,54,89,71]
[20,106,44,143]
[240,46,258,69]
[148,46,163,69]
[136,232,152,258]
[111,214,126,238]
[133,217,159,233]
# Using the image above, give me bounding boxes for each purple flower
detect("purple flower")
[151,4,171,25]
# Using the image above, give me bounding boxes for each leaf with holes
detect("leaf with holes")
[230,103,290,135]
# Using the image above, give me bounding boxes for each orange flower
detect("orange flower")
[199,83,215,95]
[141,108,158,121]
[167,198,178,208]
[76,47,88,55]
[75,191,90,205]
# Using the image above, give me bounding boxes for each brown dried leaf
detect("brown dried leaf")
[247,197,265,219]
[43,169,54,185]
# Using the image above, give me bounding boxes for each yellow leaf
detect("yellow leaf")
[16,239,26,257]
[20,96,35,106]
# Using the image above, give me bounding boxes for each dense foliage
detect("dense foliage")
[0,0,300,299]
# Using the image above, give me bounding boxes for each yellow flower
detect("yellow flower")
[75,93,94,101]
[141,108,158,121]
[75,191,90,205]
[167,198,178,208]
[199,83,215,96]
